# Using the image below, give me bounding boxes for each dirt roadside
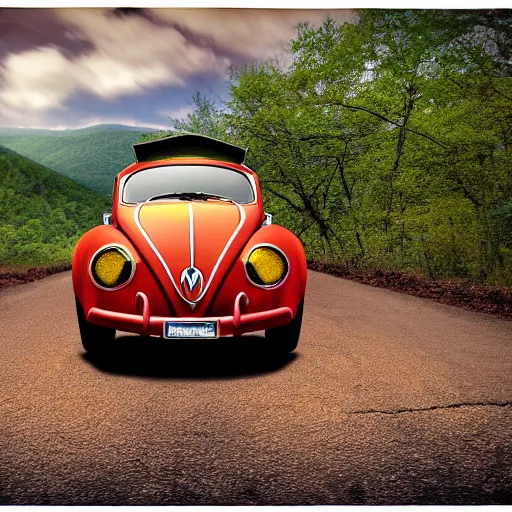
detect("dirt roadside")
[1,261,511,320]
[308,261,512,320]
[0,263,72,290]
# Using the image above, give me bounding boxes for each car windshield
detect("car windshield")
[122,165,255,204]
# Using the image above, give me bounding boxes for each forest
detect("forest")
[0,146,108,268]
[142,9,512,286]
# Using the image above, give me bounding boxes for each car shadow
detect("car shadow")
[81,333,298,380]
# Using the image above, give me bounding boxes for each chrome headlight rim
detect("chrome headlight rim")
[244,243,290,289]
[88,243,136,291]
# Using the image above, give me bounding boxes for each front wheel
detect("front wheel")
[265,299,304,353]
[75,298,116,354]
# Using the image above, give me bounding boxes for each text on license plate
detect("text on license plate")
[164,321,218,339]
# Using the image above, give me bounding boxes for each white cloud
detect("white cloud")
[0,8,355,123]
[0,9,230,113]
[159,105,195,119]
[0,47,75,111]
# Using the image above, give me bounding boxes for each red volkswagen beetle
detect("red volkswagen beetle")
[72,134,307,354]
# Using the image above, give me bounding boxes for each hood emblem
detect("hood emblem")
[180,266,204,302]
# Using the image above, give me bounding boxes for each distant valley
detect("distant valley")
[0,124,161,197]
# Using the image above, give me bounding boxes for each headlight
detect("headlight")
[89,245,135,290]
[245,245,289,287]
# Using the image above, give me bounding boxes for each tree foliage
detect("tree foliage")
[147,9,512,285]
[0,146,109,267]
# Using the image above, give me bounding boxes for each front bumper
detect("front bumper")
[86,291,293,337]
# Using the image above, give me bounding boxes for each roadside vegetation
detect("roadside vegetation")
[0,146,108,269]
[143,9,512,287]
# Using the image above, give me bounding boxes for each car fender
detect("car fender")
[205,224,307,318]
[72,225,170,318]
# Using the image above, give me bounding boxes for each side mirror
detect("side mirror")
[262,212,273,226]
[102,212,113,226]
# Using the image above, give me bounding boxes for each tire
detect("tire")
[265,299,304,353]
[75,297,116,354]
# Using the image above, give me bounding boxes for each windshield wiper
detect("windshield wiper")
[146,192,234,203]
[194,192,234,203]
[147,192,195,202]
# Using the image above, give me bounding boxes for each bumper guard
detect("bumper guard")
[87,291,293,337]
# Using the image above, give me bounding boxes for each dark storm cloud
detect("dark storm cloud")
[0,8,93,61]
[110,8,146,18]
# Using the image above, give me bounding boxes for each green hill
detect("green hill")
[0,145,109,267]
[0,124,159,196]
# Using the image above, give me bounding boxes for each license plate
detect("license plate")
[163,321,218,339]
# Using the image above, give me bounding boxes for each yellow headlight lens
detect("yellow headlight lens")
[246,246,287,286]
[91,247,134,289]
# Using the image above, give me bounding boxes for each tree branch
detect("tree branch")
[310,100,449,150]
[266,187,305,213]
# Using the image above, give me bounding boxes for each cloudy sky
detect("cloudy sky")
[0,8,355,130]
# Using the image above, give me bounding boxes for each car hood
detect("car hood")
[117,200,261,316]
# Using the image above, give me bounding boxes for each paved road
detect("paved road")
[1,270,512,505]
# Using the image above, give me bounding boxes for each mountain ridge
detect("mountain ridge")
[0,124,166,195]
[0,123,161,137]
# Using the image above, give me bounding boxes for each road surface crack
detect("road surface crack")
[345,401,512,415]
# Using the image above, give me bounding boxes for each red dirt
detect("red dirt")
[308,260,512,321]
[0,264,72,290]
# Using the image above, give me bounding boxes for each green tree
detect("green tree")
[144,9,512,284]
